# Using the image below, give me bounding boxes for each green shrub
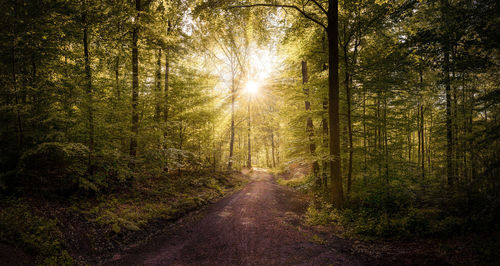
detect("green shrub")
[0,201,73,265]
[84,149,131,193]
[17,142,88,195]
[304,199,469,239]
[277,173,313,192]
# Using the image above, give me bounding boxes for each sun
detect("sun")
[245,81,259,95]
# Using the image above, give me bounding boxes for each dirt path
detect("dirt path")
[107,168,363,265]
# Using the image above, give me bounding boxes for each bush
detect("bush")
[17,142,88,195]
[82,149,131,193]
[0,201,73,264]
[304,199,470,239]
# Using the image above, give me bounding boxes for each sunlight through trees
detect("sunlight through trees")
[0,0,498,263]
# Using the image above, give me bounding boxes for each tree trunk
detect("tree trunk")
[83,10,94,173]
[327,0,343,208]
[155,48,162,121]
[440,0,454,187]
[322,99,329,191]
[363,88,367,184]
[130,0,140,158]
[247,100,252,168]
[376,95,381,178]
[164,51,170,128]
[322,40,329,193]
[444,48,454,187]
[164,20,171,130]
[265,139,270,168]
[302,61,319,186]
[383,92,389,183]
[343,46,353,195]
[408,110,412,161]
[418,105,421,169]
[271,131,276,168]
[421,105,425,179]
[11,34,24,149]
[429,109,433,173]
[276,131,281,165]
[115,56,120,99]
[228,68,235,170]
[452,62,460,183]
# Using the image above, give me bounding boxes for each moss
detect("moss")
[309,234,327,245]
[0,201,73,265]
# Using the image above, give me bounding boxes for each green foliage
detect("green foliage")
[0,0,497,263]
[0,170,248,263]
[0,200,73,265]
[277,173,314,193]
[17,142,88,195]
[85,171,247,236]
[274,0,499,246]
[305,199,474,240]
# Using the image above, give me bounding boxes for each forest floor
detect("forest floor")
[106,168,451,265]
[0,170,249,265]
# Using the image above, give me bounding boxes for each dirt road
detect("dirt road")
[108,168,363,265]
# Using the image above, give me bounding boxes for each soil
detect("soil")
[0,243,34,266]
[108,168,444,265]
[2,168,460,265]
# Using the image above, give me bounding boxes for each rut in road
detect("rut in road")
[109,169,362,265]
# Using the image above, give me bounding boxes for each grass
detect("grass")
[276,173,312,192]
[0,200,73,265]
[0,170,248,264]
[276,167,499,265]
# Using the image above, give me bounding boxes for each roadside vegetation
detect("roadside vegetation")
[0,170,247,264]
[278,164,499,265]
[1,0,498,264]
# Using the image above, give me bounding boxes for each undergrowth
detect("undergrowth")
[0,199,73,265]
[279,170,500,264]
[0,170,248,263]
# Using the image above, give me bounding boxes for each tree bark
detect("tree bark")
[363,88,367,184]
[247,100,252,168]
[421,105,425,179]
[115,56,120,99]
[164,51,170,127]
[322,37,329,193]
[155,48,162,121]
[383,92,389,183]
[322,99,329,191]
[343,45,353,195]
[302,61,319,186]
[11,33,24,149]
[130,0,140,158]
[440,0,454,187]
[228,68,235,170]
[271,131,276,168]
[418,105,421,169]
[265,139,270,168]
[83,10,94,172]
[327,0,343,208]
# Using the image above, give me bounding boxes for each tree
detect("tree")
[230,0,344,208]
[130,0,140,159]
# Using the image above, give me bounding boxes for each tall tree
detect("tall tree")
[130,0,140,159]
[82,2,94,173]
[231,0,344,208]
[302,60,319,186]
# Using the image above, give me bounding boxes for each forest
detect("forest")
[0,0,498,265]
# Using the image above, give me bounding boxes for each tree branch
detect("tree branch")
[228,3,327,30]
[311,0,327,15]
